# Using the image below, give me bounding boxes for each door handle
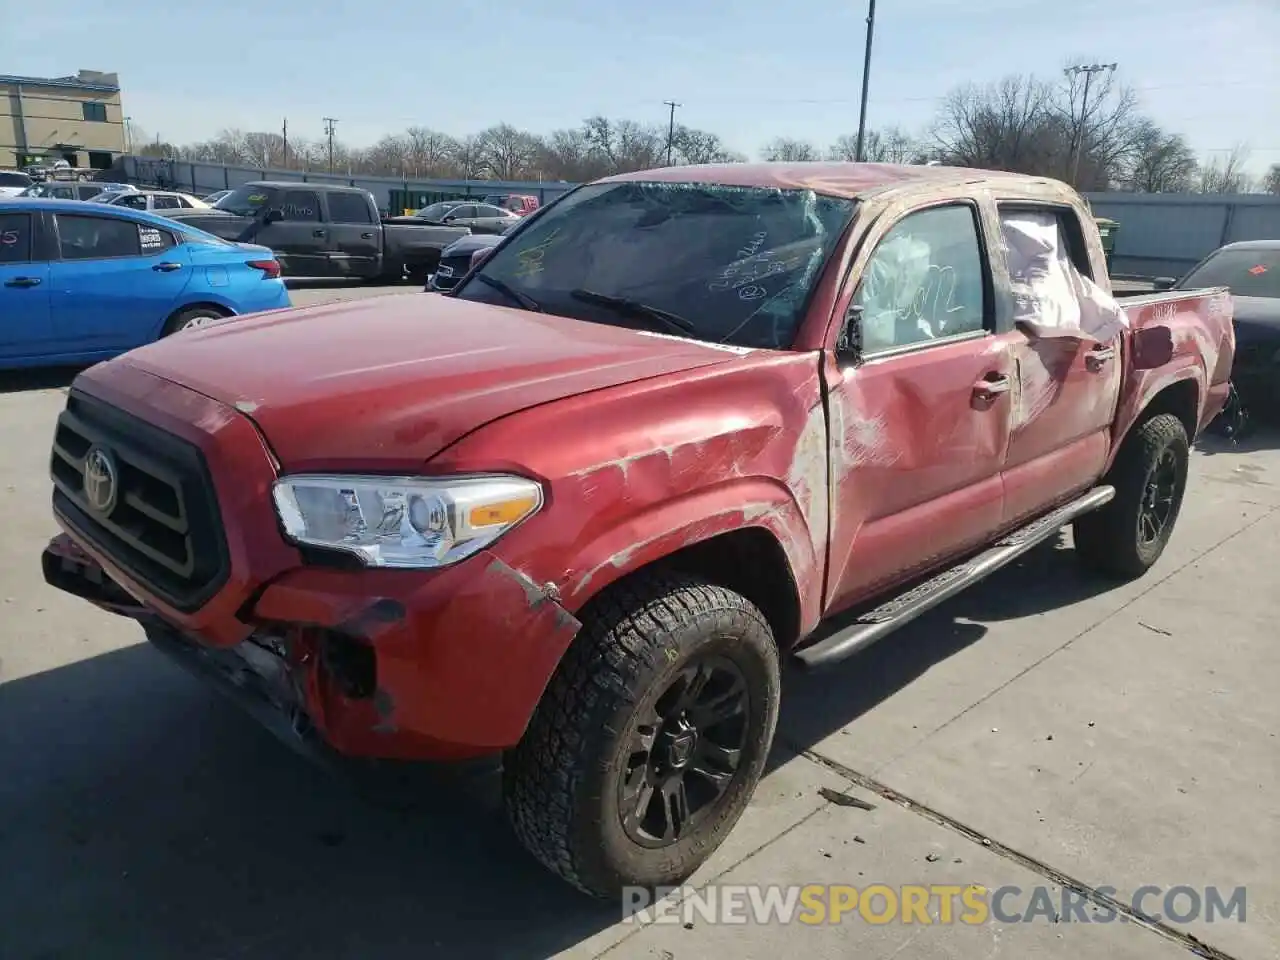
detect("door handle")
[312,229,326,238]
[152,262,182,272]
[972,375,1012,404]
[360,232,375,239]
[3,276,41,288]
[1086,345,1116,371]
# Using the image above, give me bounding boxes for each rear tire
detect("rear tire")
[1073,412,1189,580]
[503,571,780,898]
[163,306,226,336]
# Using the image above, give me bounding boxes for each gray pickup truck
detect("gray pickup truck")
[162,181,464,281]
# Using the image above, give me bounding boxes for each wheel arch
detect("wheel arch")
[1109,372,1200,473]
[158,300,236,338]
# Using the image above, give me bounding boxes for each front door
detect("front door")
[0,212,54,360]
[996,205,1122,524]
[825,201,1014,612]
[256,188,329,277]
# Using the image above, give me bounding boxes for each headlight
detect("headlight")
[272,474,543,569]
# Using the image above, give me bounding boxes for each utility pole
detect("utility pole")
[663,100,681,166]
[1064,62,1116,186]
[282,117,288,168]
[854,0,877,162]
[322,117,338,174]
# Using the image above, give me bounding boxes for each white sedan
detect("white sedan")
[89,189,210,211]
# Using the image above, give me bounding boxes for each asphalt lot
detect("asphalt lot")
[0,280,1276,960]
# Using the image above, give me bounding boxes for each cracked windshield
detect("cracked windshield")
[2,1,1277,959]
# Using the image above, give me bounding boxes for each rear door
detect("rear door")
[470,204,515,235]
[323,191,381,277]
[825,200,1015,610]
[995,202,1122,524]
[444,204,480,230]
[48,212,191,351]
[0,211,54,361]
[255,188,328,276]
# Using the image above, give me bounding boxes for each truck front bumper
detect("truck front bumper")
[43,532,581,761]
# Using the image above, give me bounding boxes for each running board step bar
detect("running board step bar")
[795,485,1116,669]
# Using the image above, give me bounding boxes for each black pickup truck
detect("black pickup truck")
[161,181,466,281]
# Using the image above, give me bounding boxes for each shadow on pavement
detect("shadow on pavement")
[1195,422,1280,456]
[776,536,1114,768]
[0,644,615,960]
[0,365,83,395]
[0,540,1122,958]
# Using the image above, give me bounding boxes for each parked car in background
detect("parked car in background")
[92,189,211,211]
[483,193,540,215]
[395,200,519,236]
[38,164,1232,898]
[0,171,35,199]
[163,181,463,281]
[17,181,105,201]
[0,199,288,369]
[1164,239,1280,419]
[428,224,513,291]
[203,190,232,204]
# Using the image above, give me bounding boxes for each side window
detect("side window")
[327,192,374,224]
[118,194,148,210]
[153,195,181,210]
[0,213,32,263]
[853,204,988,353]
[82,102,108,122]
[52,186,76,200]
[279,190,320,222]
[449,205,477,219]
[138,224,177,254]
[56,215,143,260]
[77,185,100,200]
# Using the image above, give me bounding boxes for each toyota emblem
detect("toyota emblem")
[82,446,119,516]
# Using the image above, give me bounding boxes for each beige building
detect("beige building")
[1,70,126,171]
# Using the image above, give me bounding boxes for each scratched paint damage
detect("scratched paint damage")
[786,404,829,554]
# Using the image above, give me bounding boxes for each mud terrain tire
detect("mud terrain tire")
[1074,412,1190,580]
[503,570,780,898]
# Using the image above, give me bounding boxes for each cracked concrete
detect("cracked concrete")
[1,316,1276,959]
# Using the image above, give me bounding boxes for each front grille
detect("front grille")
[50,390,229,612]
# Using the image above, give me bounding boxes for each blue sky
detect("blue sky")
[6,0,1278,173]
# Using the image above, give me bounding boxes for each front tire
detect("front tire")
[504,571,780,898]
[1074,412,1190,580]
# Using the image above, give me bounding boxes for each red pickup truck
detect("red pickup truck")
[42,163,1233,899]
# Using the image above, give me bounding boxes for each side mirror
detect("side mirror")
[1152,276,1177,291]
[836,303,863,363]
[262,208,284,225]
[470,247,496,270]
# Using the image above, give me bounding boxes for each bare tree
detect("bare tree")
[1116,120,1198,192]
[761,137,819,162]
[1262,164,1280,196]
[670,125,744,164]
[933,75,1058,173]
[1053,63,1143,189]
[581,116,664,173]
[452,135,485,180]
[477,124,541,180]
[828,126,922,163]
[403,127,459,177]
[538,128,600,181]
[1198,144,1255,194]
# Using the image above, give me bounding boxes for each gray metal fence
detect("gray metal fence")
[123,156,576,212]
[1085,193,1280,278]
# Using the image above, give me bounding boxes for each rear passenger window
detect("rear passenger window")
[327,193,374,224]
[138,224,177,253]
[56,215,143,260]
[153,195,181,210]
[853,204,988,353]
[280,190,320,222]
[0,213,32,263]
[117,194,148,210]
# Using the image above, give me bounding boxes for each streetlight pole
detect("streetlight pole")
[1064,62,1116,186]
[854,0,877,162]
[322,117,338,174]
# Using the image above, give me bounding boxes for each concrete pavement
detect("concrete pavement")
[0,281,1275,959]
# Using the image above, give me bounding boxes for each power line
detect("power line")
[663,100,680,165]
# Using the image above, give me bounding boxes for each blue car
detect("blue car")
[0,199,290,370]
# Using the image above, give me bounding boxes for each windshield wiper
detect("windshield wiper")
[473,272,542,312]
[569,289,696,336]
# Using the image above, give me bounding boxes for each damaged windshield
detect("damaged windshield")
[453,180,855,349]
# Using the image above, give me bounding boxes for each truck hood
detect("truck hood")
[116,293,743,471]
